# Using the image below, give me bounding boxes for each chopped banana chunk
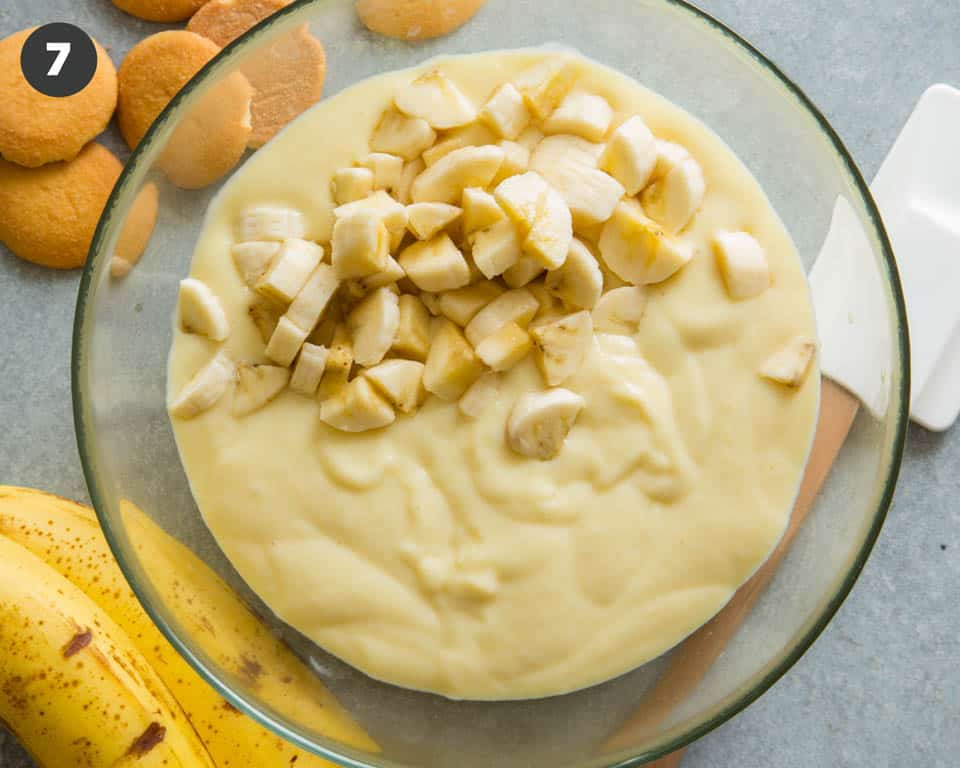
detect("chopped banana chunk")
[439,280,504,326]
[411,145,505,204]
[232,241,279,287]
[285,263,339,333]
[598,198,693,285]
[178,278,230,341]
[465,287,538,346]
[651,139,693,180]
[422,136,468,167]
[528,279,566,322]
[506,387,585,460]
[458,371,502,418]
[392,293,432,361]
[423,318,485,401]
[320,376,396,432]
[334,190,409,234]
[512,57,578,120]
[492,139,530,185]
[640,149,705,233]
[592,285,647,335]
[461,187,505,233]
[358,255,406,291]
[256,239,325,303]
[406,202,462,239]
[290,343,329,396]
[475,321,532,371]
[168,351,235,419]
[237,204,306,242]
[713,231,770,300]
[318,333,353,400]
[420,291,442,316]
[397,158,425,204]
[331,211,389,279]
[523,183,572,270]
[479,82,530,140]
[494,171,548,234]
[394,69,477,129]
[398,233,471,292]
[371,109,437,160]
[248,296,284,343]
[530,310,593,385]
[332,167,374,205]
[503,256,545,288]
[470,219,522,279]
[234,363,290,416]
[265,316,309,366]
[759,337,816,387]
[545,238,603,309]
[364,359,426,413]
[599,115,657,195]
[544,91,614,142]
[348,286,400,366]
[360,152,404,191]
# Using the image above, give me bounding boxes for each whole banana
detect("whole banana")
[0,487,376,765]
[0,533,215,767]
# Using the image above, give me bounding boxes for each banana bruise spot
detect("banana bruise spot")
[127,722,167,757]
[62,628,93,658]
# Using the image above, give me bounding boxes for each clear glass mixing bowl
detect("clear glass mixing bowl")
[74,1,909,765]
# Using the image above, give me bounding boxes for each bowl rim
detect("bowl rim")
[73,0,910,765]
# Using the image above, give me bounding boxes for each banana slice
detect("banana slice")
[331,167,374,205]
[512,57,578,120]
[494,171,548,234]
[599,115,657,195]
[256,239,325,303]
[470,219,522,279]
[398,233,471,292]
[423,318,485,401]
[248,296,284,343]
[420,291,442,316]
[370,109,436,160]
[458,371,503,418]
[523,183,572,270]
[462,187,505,233]
[265,316,309,366]
[178,278,230,341]
[320,376,396,432]
[543,91,613,142]
[530,134,624,229]
[492,139,530,185]
[640,148,705,232]
[503,256,544,288]
[231,241,279,287]
[530,310,593,385]
[397,158,425,204]
[318,330,353,400]
[289,343,329,396]
[475,322,532,371]
[713,230,770,300]
[331,211,389,280]
[347,286,400,366]
[360,152,404,191]
[465,287,539,346]
[411,145,505,204]
[592,285,647,334]
[237,204,306,242]
[394,69,477,130]
[233,363,290,416]
[334,190,409,235]
[422,136,468,167]
[364,359,426,413]
[506,387,585,460]
[598,198,693,285]
[285,263,339,334]
[392,293,431,361]
[439,280,504,326]
[479,83,530,140]
[406,202,462,240]
[759,337,816,387]
[358,255,405,291]
[544,238,603,309]
[168,351,236,419]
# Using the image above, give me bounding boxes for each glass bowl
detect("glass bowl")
[74,0,908,765]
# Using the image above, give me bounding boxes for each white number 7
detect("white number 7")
[46,42,71,77]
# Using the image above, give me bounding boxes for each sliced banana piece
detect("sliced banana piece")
[492,139,530,185]
[397,157,425,204]
[234,363,290,416]
[512,57,578,120]
[640,148,705,233]
[364,359,426,413]
[168,351,235,419]
[470,219,522,279]
[423,318,485,401]
[248,296,284,344]
[420,291,442,316]
[422,136,468,167]
[256,239,325,303]
[347,286,400,366]
[527,280,566,322]
[592,285,647,335]
[494,170,548,234]
[392,293,431,361]
[523,183,572,270]
[475,322,532,371]
[410,145,505,204]
[265,315,309,366]
[713,230,770,300]
[231,241,279,287]
[318,332,353,400]
[506,387,585,460]
[406,202,462,240]
[465,287,539,346]
[237,204,306,242]
[334,190,409,235]
[289,343,329,396]
[458,371,502,418]
[530,310,593,385]
[479,82,530,140]
[543,91,613,142]
[599,115,657,195]
[285,263,339,334]
[320,376,396,432]
[178,278,230,341]
[503,256,544,288]
[598,198,693,285]
[358,255,405,291]
[438,280,504,326]
[370,109,437,160]
[394,69,477,130]
[544,238,603,309]
[461,187,504,234]
[331,167,374,205]
[360,152,404,191]
[398,233,471,292]
[759,337,816,387]
[331,210,389,279]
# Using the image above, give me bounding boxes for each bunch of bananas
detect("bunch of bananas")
[0,486,376,766]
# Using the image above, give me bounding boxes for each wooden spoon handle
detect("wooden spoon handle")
[603,379,860,762]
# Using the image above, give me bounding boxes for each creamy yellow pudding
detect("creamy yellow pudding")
[168,50,820,700]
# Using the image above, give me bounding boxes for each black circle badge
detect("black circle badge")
[20,23,98,98]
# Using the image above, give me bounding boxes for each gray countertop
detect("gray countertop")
[1,1,957,766]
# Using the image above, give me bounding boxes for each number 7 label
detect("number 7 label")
[46,42,71,77]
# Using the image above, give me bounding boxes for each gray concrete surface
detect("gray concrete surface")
[0,0,957,766]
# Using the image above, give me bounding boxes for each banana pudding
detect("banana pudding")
[168,50,820,700]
